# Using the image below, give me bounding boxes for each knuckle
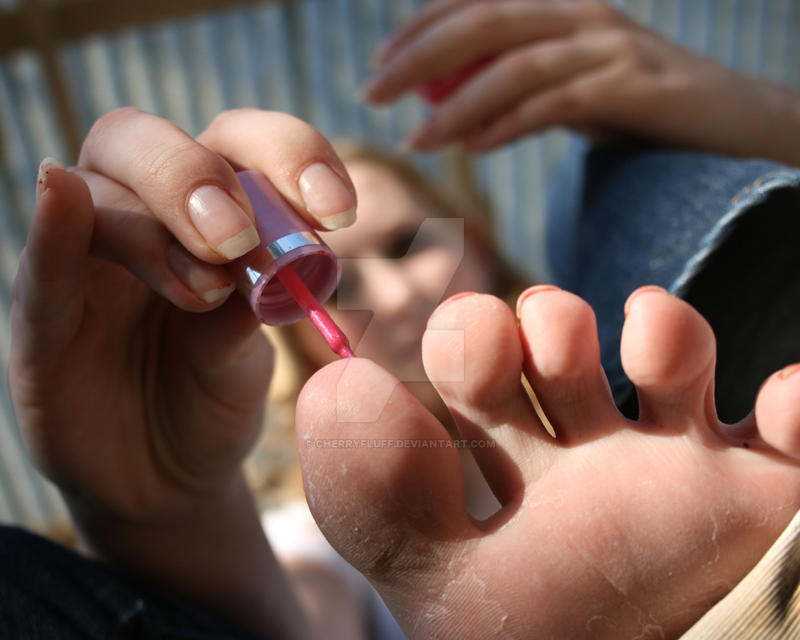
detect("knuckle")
[550,84,589,118]
[137,139,215,191]
[578,0,622,25]
[505,49,542,78]
[81,107,144,159]
[205,107,260,131]
[464,2,504,35]
[608,29,640,58]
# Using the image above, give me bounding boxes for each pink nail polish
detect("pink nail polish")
[426,291,478,329]
[623,285,667,318]
[779,363,800,380]
[226,171,353,358]
[441,291,477,307]
[516,284,561,317]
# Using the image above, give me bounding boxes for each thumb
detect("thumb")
[11,159,94,362]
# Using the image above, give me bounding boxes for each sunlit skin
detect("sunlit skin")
[294,159,493,421]
[289,148,800,640]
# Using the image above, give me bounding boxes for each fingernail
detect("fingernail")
[36,157,64,201]
[516,284,561,317]
[403,120,440,151]
[359,73,384,101]
[779,363,800,380]
[298,163,357,230]
[624,285,667,317]
[167,243,235,304]
[374,39,393,67]
[187,185,260,260]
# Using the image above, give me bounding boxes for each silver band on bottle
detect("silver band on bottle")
[242,231,323,287]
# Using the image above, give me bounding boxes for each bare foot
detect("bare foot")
[296,286,800,639]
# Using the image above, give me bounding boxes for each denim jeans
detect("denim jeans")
[0,525,261,639]
[547,139,800,422]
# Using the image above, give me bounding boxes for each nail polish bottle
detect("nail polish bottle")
[226,171,355,358]
[226,170,340,326]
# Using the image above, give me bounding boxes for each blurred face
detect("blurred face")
[295,160,492,390]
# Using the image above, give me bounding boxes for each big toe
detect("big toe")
[296,357,476,589]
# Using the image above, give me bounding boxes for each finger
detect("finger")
[11,160,92,361]
[79,107,260,264]
[462,61,622,151]
[198,109,357,232]
[362,0,576,103]
[375,0,476,66]
[405,34,611,150]
[76,168,235,312]
[160,294,273,479]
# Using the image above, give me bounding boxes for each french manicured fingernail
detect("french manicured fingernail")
[167,243,235,304]
[516,284,561,317]
[779,363,800,380]
[36,157,64,200]
[298,163,357,230]
[624,285,667,317]
[187,185,260,260]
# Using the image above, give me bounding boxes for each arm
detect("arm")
[362,0,800,166]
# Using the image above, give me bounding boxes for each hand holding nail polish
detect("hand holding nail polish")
[365,0,800,160]
[8,108,365,638]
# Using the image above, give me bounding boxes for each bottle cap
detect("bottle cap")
[226,170,340,326]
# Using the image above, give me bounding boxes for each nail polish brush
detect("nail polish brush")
[276,263,354,358]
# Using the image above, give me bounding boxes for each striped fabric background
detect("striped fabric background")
[1,0,798,531]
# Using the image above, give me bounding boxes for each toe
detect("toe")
[621,287,717,428]
[517,286,620,443]
[422,292,551,504]
[754,363,800,458]
[296,358,476,583]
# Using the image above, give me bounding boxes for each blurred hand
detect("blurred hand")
[364,0,800,164]
[9,107,357,524]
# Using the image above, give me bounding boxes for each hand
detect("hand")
[363,0,800,164]
[9,107,356,636]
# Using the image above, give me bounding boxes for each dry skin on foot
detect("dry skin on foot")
[297,288,800,639]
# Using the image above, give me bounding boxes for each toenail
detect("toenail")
[427,291,477,327]
[439,291,477,308]
[779,363,800,380]
[623,285,668,317]
[516,284,561,317]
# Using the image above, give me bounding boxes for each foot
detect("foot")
[296,286,800,639]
